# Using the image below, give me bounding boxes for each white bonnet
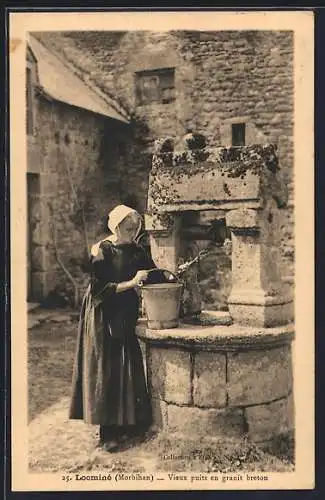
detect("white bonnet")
[91,204,141,257]
[107,204,139,233]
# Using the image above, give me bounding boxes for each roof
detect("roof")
[27,35,129,123]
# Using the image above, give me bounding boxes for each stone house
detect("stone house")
[27,30,294,309]
[26,35,129,303]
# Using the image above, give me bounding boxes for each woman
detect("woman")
[69,205,156,451]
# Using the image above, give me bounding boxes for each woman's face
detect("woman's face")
[116,215,140,243]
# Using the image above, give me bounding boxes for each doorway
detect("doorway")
[27,172,40,301]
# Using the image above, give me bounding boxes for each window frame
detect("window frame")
[231,122,246,147]
[135,67,176,106]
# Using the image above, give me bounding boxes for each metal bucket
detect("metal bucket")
[141,270,183,329]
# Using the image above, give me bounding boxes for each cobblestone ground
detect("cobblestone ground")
[28,307,78,422]
[28,307,294,474]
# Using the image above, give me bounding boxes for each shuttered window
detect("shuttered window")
[135,68,175,105]
[231,123,246,146]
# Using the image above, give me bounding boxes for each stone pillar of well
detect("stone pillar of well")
[226,199,293,328]
[144,213,181,273]
[144,212,202,318]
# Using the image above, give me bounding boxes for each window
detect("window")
[231,123,246,146]
[26,66,34,136]
[135,68,175,105]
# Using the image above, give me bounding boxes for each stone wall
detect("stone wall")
[28,91,131,303]
[32,30,294,307]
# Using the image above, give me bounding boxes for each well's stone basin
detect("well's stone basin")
[136,316,294,443]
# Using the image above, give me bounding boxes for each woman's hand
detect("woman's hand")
[133,270,149,286]
[116,270,149,293]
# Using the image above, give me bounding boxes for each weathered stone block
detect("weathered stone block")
[167,404,244,438]
[31,245,47,271]
[226,208,259,230]
[148,347,191,405]
[31,222,43,246]
[148,226,181,274]
[193,352,227,408]
[151,398,168,430]
[31,271,48,301]
[245,394,294,442]
[148,163,261,214]
[228,300,294,328]
[228,234,262,292]
[285,392,295,431]
[227,345,293,406]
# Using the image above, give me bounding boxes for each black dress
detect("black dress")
[69,239,156,438]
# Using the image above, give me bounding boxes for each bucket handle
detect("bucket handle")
[143,268,182,283]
